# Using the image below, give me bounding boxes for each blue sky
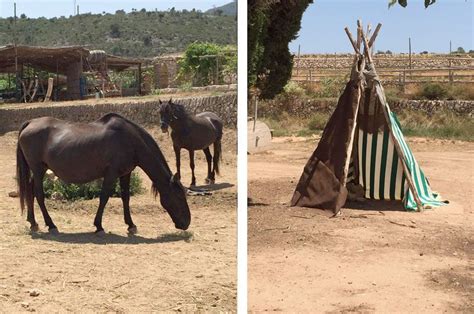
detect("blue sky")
[290,0,473,54]
[0,0,231,18]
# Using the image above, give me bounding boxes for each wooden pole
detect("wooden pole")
[253,95,258,132]
[13,2,20,101]
[368,23,382,48]
[408,37,412,70]
[138,63,142,95]
[344,27,360,54]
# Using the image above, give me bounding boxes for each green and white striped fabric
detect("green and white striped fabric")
[385,107,445,210]
[348,84,446,211]
[356,129,407,201]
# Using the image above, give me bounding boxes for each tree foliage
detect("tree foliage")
[178,42,237,86]
[0,9,236,57]
[248,0,313,99]
[388,0,436,8]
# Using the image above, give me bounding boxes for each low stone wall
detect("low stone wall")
[0,93,237,134]
[258,98,474,118]
[294,54,473,70]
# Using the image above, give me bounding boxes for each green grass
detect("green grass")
[396,109,474,141]
[43,171,143,201]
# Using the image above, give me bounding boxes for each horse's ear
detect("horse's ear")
[159,99,162,105]
[168,98,172,104]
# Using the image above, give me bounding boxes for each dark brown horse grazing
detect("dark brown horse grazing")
[159,99,223,187]
[16,113,191,235]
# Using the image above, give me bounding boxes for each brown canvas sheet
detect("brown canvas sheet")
[291,76,362,212]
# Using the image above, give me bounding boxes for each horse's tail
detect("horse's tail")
[213,124,223,175]
[17,121,32,215]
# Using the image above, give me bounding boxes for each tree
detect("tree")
[110,23,121,38]
[248,0,312,99]
[143,35,152,47]
[455,47,465,54]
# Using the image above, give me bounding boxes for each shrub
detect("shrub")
[419,83,448,100]
[43,171,143,201]
[317,77,346,98]
[308,112,329,130]
[282,81,305,98]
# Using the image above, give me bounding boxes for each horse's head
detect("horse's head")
[156,173,191,230]
[159,99,186,133]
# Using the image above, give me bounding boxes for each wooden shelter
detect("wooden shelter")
[0,45,143,102]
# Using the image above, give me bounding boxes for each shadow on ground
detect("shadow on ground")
[30,230,193,245]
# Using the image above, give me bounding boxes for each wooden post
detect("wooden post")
[449,40,452,54]
[253,95,258,132]
[138,63,142,95]
[13,2,20,101]
[408,37,412,70]
[296,45,300,76]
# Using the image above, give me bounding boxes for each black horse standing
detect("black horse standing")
[159,99,223,187]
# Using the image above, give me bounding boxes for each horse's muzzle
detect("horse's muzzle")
[160,121,169,133]
[175,222,189,230]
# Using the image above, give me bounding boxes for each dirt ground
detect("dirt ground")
[249,136,473,313]
[0,127,237,312]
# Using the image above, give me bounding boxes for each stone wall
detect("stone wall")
[258,98,474,119]
[0,93,237,134]
[294,54,474,70]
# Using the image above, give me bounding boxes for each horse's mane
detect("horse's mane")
[170,101,189,119]
[100,113,171,198]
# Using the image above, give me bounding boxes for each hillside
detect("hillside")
[0,9,236,57]
[206,2,237,16]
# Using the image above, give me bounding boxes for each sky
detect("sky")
[0,0,231,18]
[289,0,473,54]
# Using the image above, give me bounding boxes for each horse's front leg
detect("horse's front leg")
[174,145,181,180]
[120,173,137,235]
[189,150,196,187]
[93,172,116,235]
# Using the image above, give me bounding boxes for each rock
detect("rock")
[8,191,18,198]
[28,289,41,297]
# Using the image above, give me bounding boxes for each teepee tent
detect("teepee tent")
[291,22,446,213]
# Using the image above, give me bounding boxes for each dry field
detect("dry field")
[249,136,473,313]
[0,126,237,312]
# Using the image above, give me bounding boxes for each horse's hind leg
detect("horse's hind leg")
[93,172,116,234]
[203,147,214,184]
[120,173,137,234]
[189,150,196,187]
[26,180,38,232]
[32,169,58,233]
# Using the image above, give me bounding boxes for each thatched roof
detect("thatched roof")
[0,45,142,74]
[0,45,89,74]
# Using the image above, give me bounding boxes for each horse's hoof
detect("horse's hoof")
[48,228,59,235]
[205,178,215,185]
[95,230,106,238]
[30,224,39,233]
[128,226,138,235]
